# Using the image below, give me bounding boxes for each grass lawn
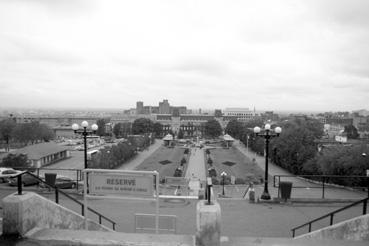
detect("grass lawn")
[208,146,265,184]
[134,146,186,179]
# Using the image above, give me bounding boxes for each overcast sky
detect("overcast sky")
[0,0,368,112]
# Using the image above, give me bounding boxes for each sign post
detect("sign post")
[83,169,159,233]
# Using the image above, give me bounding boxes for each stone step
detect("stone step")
[18,228,369,246]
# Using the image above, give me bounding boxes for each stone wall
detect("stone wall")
[2,192,111,236]
[296,214,369,241]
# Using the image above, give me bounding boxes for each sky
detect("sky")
[0,0,368,112]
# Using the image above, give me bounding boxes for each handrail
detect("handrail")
[291,197,368,237]
[274,174,369,199]
[12,171,116,230]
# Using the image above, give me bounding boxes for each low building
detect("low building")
[10,142,70,168]
[223,108,255,121]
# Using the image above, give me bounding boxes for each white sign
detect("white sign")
[88,172,154,197]
[335,135,347,143]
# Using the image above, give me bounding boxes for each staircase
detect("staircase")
[292,197,369,240]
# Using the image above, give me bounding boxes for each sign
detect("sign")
[165,176,189,186]
[88,172,154,197]
[335,135,347,143]
[366,169,369,177]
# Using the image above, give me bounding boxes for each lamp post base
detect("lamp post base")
[260,191,271,200]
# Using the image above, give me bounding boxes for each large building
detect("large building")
[223,108,255,121]
[159,99,170,114]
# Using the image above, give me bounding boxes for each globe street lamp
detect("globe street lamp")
[72,121,98,169]
[221,171,227,196]
[254,123,282,200]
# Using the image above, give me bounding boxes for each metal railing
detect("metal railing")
[11,166,83,191]
[13,171,116,230]
[291,197,368,237]
[291,197,369,237]
[273,175,369,199]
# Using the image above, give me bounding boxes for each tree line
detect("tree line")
[225,117,368,187]
[0,119,54,151]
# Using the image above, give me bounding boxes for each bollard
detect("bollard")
[207,177,212,205]
[17,174,23,195]
[248,182,255,203]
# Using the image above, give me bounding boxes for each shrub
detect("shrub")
[206,149,210,155]
[207,158,213,165]
[211,177,219,185]
[181,157,186,165]
[235,178,246,184]
[220,176,231,185]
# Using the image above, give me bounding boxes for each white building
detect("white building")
[223,108,255,121]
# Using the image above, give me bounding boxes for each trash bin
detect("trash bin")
[279,181,292,201]
[45,173,57,187]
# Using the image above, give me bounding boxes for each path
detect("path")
[233,140,366,200]
[184,147,207,196]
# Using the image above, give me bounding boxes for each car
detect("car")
[8,173,40,186]
[40,175,77,189]
[0,168,22,183]
[74,145,84,151]
[54,176,77,189]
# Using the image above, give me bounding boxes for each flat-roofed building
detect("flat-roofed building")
[223,108,254,121]
[10,142,70,168]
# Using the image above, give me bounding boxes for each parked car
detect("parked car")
[74,145,84,151]
[8,173,40,186]
[0,168,22,183]
[54,176,77,189]
[40,175,77,189]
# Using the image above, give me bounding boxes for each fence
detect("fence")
[273,175,369,199]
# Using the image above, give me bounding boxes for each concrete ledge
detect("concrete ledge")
[295,214,369,241]
[2,192,111,236]
[25,228,194,246]
[227,236,369,246]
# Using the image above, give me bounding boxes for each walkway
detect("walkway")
[233,140,366,200]
[184,147,207,196]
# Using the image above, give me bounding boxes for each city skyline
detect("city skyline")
[0,0,368,112]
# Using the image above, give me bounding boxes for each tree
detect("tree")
[153,122,163,137]
[12,122,54,145]
[344,125,359,139]
[269,117,323,174]
[113,123,123,138]
[0,119,16,151]
[132,118,154,134]
[38,123,55,142]
[2,153,28,168]
[204,119,222,138]
[177,129,184,139]
[225,119,244,139]
[96,118,108,136]
[303,144,369,187]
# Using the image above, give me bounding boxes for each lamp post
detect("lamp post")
[221,171,227,196]
[72,121,98,169]
[253,123,282,200]
[362,152,369,198]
